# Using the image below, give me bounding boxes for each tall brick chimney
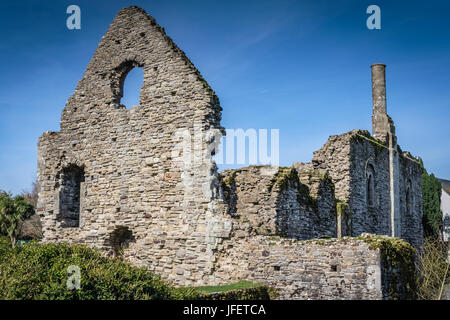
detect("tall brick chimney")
[370,63,400,237]
[371,63,392,141]
[371,63,386,113]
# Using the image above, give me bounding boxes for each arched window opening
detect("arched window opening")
[121,67,144,109]
[109,226,134,257]
[58,165,84,227]
[366,165,376,208]
[112,61,144,109]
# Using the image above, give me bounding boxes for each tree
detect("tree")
[0,191,35,248]
[21,178,38,207]
[420,160,443,239]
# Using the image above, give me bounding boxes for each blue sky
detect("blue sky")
[0,0,449,194]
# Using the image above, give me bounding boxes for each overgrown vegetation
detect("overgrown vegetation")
[20,179,39,208]
[0,191,35,247]
[416,238,450,300]
[0,237,190,300]
[220,171,237,205]
[420,161,443,238]
[0,237,270,300]
[363,235,417,299]
[414,160,449,299]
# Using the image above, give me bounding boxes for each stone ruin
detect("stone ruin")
[37,7,423,299]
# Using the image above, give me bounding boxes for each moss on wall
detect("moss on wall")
[219,171,237,215]
[336,200,352,236]
[267,167,295,193]
[220,172,236,201]
[296,234,417,300]
[267,167,318,211]
[354,234,417,300]
[350,131,387,157]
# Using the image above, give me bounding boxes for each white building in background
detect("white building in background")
[439,179,450,243]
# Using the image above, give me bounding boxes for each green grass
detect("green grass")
[193,280,265,293]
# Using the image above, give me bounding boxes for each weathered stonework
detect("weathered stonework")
[213,234,416,300]
[37,7,423,299]
[309,129,423,245]
[37,6,225,285]
[219,166,336,240]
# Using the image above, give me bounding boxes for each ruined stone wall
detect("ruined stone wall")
[347,131,391,237]
[309,129,386,237]
[37,6,228,286]
[311,132,353,201]
[294,164,337,237]
[212,234,415,300]
[348,134,423,248]
[219,167,278,235]
[399,152,423,249]
[219,165,336,241]
[36,6,424,298]
[309,129,423,248]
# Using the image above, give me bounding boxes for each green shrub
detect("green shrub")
[0,191,35,247]
[0,236,11,256]
[420,162,443,239]
[416,238,450,300]
[0,239,272,300]
[0,240,196,300]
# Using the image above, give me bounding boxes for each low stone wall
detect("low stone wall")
[213,234,416,300]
